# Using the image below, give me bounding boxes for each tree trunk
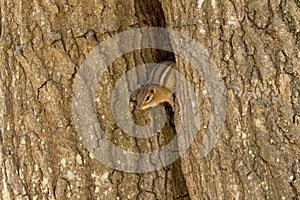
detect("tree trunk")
[0,0,299,199]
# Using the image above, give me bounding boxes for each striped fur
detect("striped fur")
[147,61,176,92]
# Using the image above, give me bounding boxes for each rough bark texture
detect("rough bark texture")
[0,0,299,199]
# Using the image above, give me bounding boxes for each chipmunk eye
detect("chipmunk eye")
[145,95,151,102]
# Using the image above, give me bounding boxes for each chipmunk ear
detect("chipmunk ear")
[148,86,156,94]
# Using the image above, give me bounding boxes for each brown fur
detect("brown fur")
[135,83,173,110]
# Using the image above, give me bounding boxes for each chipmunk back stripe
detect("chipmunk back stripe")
[148,65,160,82]
[161,65,173,87]
[148,61,175,90]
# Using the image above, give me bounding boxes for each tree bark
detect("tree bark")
[0,0,299,199]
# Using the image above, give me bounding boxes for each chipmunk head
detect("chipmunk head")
[133,83,172,110]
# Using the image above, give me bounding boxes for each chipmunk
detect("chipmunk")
[131,61,176,110]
